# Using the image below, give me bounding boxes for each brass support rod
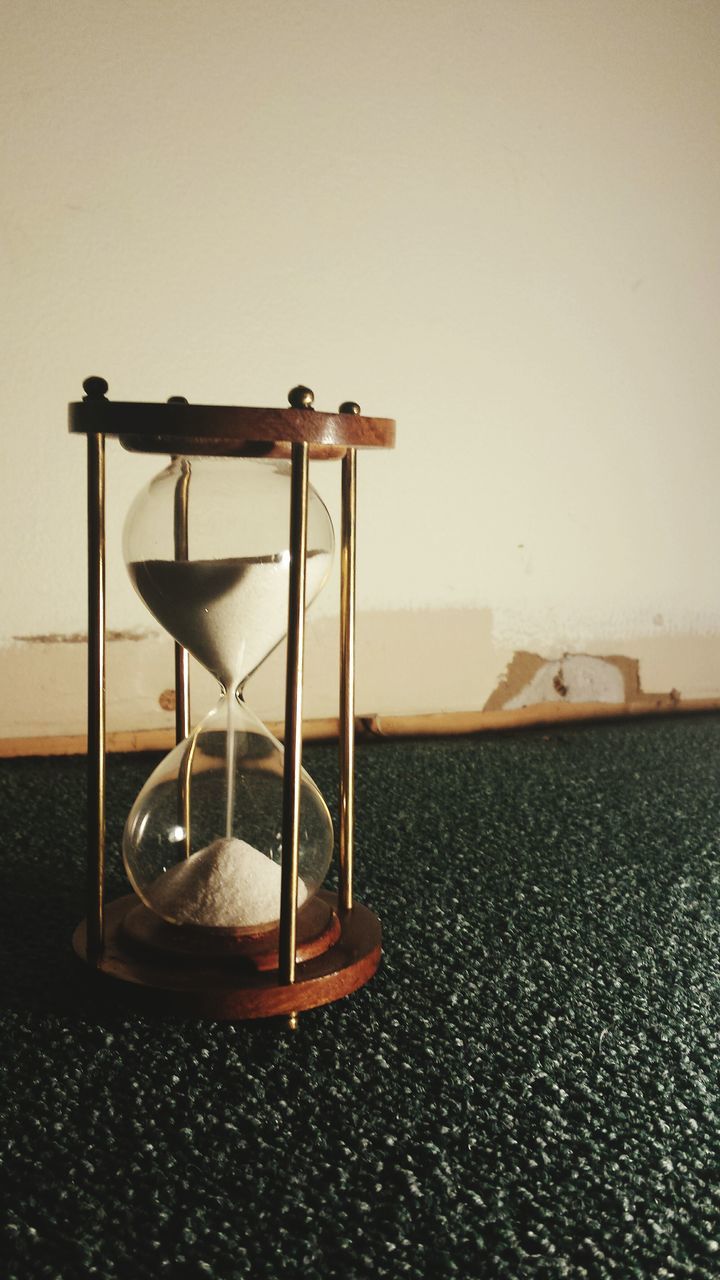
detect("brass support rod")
[174,642,190,742]
[279,442,310,987]
[173,459,191,744]
[173,458,192,858]
[86,433,106,965]
[339,448,357,912]
[179,730,198,860]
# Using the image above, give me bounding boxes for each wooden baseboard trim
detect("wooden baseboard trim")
[1,696,719,758]
[363,695,720,737]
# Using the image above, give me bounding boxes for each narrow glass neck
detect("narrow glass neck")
[219,680,244,702]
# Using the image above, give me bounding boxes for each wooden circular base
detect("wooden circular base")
[72,891,382,1020]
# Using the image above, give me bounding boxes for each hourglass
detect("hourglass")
[69,379,395,1020]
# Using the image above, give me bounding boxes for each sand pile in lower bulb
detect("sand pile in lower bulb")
[149,837,308,929]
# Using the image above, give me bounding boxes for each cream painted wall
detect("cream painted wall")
[3,0,720,737]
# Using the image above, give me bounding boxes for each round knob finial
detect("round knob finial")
[288,385,315,409]
[82,376,109,400]
[339,401,361,415]
[167,396,189,404]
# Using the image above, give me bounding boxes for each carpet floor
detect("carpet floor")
[2,715,720,1279]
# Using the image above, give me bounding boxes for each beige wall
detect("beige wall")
[3,0,720,742]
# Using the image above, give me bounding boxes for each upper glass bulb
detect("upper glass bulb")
[123,456,334,692]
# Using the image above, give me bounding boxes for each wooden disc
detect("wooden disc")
[72,891,382,1020]
[119,893,342,972]
[68,400,395,457]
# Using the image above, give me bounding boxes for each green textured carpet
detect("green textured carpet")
[3,716,720,1279]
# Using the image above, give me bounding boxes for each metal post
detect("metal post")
[339,448,357,912]
[279,442,309,988]
[173,456,193,858]
[173,458,191,744]
[86,432,106,965]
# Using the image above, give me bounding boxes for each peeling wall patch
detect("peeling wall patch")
[9,629,159,645]
[486,651,641,712]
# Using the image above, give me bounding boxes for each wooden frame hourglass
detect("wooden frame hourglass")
[68,378,395,1021]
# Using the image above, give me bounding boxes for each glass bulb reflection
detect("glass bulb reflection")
[123,697,333,933]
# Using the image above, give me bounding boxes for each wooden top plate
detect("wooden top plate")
[69,399,395,459]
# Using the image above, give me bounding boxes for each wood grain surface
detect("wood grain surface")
[119,891,342,971]
[69,400,395,456]
[72,890,382,1020]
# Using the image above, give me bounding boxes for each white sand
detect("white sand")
[148,836,308,929]
[129,551,331,689]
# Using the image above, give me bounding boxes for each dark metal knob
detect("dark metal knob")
[339,401,361,415]
[288,385,314,409]
[82,376,109,400]
[167,396,189,404]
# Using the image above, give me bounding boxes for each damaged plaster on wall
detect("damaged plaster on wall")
[485,651,679,713]
[2,610,717,747]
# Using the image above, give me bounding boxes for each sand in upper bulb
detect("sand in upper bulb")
[129,550,331,688]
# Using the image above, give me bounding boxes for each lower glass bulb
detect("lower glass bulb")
[123,697,333,933]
